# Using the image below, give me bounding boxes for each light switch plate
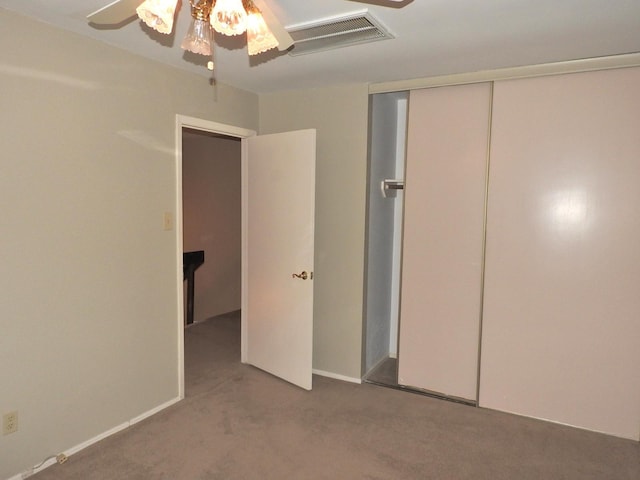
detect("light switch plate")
[163,212,173,231]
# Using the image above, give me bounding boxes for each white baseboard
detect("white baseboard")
[129,397,180,426]
[8,396,181,480]
[313,369,362,384]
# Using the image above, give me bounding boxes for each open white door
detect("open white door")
[242,129,316,390]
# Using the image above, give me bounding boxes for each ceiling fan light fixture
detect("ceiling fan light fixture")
[244,1,279,55]
[182,1,214,56]
[136,0,179,34]
[210,0,248,36]
[89,0,292,76]
[182,18,214,56]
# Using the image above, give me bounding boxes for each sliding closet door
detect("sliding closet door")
[398,83,491,401]
[481,67,640,440]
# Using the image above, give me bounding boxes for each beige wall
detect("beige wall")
[182,131,242,321]
[0,9,257,479]
[259,85,370,380]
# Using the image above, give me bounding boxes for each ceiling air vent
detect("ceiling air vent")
[287,11,394,56]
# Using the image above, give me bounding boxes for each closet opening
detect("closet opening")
[362,91,408,389]
[363,83,491,407]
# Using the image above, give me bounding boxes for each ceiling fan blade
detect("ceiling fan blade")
[87,0,141,25]
[252,0,294,51]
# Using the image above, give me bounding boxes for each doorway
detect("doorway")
[175,116,256,399]
[182,128,241,326]
[176,116,317,396]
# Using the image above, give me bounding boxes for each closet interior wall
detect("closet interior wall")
[363,92,407,379]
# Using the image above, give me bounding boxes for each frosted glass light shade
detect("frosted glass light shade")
[136,0,179,34]
[181,18,213,56]
[246,9,279,55]
[210,0,247,36]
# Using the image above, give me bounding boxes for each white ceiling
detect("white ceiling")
[2,0,640,94]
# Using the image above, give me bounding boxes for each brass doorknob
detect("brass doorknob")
[292,271,312,280]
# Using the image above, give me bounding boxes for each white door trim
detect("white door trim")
[174,115,256,399]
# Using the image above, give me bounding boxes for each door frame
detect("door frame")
[175,115,255,399]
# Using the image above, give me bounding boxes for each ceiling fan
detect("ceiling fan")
[87,0,408,69]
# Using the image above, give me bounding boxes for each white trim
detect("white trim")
[174,117,186,400]
[176,115,256,138]
[313,369,362,384]
[62,423,128,457]
[174,115,256,389]
[240,138,249,364]
[369,52,640,93]
[129,397,181,425]
[8,397,180,480]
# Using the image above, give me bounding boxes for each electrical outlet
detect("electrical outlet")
[3,411,18,435]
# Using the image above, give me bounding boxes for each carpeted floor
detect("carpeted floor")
[364,357,398,387]
[33,311,640,479]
